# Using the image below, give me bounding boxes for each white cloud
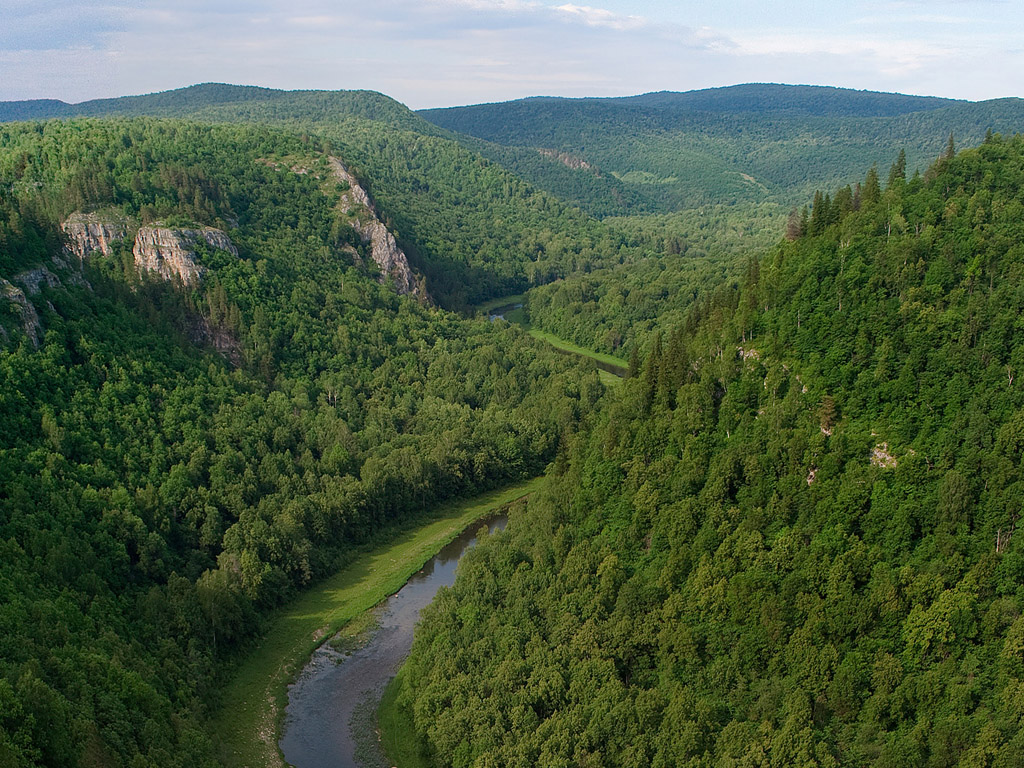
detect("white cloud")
[0,0,1020,106]
[552,4,646,31]
[286,15,345,27]
[728,31,953,74]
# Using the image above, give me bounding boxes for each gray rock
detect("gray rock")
[328,158,424,299]
[61,213,128,260]
[133,226,237,286]
[1,279,42,347]
[12,267,62,295]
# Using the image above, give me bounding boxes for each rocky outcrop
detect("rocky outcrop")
[352,217,419,296]
[871,442,898,469]
[133,227,237,286]
[538,148,595,172]
[61,213,128,260]
[328,158,423,298]
[12,267,62,295]
[1,279,42,347]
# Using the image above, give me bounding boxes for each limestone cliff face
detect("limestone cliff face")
[1,279,42,347]
[13,267,62,296]
[61,213,128,260]
[1,257,93,346]
[538,148,596,172]
[328,158,423,298]
[133,227,238,286]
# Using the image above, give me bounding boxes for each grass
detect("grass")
[475,293,627,382]
[526,328,628,370]
[210,476,547,768]
[378,668,432,768]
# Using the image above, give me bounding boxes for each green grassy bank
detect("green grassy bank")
[525,328,628,370]
[473,295,628,382]
[379,667,432,768]
[211,476,546,768]
[474,293,527,314]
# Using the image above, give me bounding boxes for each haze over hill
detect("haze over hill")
[420,83,1024,215]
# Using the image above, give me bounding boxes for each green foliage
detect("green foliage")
[2,86,648,309]
[420,84,1024,216]
[319,120,635,307]
[399,137,1024,766]
[522,203,783,357]
[0,119,606,766]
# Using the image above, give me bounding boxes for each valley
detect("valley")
[213,478,542,768]
[1,82,1023,768]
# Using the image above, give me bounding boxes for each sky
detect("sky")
[0,0,1021,109]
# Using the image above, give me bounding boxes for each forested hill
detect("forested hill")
[397,134,1024,766]
[0,83,433,133]
[0,118,609,766]
[613,84,957,117]
[2,83,646,308]
[419,83,1024,216]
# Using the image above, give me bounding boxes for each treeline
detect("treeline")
[522,202,784,357]
[421,86,1024,215]
[397,135,1024,766]
[0,120,604,766]
[4,86,655,309]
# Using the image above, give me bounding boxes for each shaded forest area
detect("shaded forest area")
[0,119,606,766]
[398,135,1024,767]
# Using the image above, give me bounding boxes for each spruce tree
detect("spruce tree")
[887,148,907,188]
[862,166,881,205]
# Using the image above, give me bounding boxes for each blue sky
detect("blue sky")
[0,0,1020,108]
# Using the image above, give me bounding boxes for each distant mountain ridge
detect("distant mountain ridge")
[460,83,961,118]
[418,83,1024,215]
[3,82,1021,218]
[0,82,432,133]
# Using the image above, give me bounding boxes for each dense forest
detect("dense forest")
[521,202,786,357]
[396,135,1024,766]
[0,118,606,766]
[420,84,1024,216]
[0,84,650,307]
[3,81,1024,768]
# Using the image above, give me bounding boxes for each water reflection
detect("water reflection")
[280,514,507,768]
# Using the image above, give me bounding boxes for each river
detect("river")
[279,512,508,768]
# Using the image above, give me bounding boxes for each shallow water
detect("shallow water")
[488,301,523,321]
[279,513,507,768]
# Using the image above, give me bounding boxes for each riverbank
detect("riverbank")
[474,293,527,314]
[525,328,628,373]
[474,295,629,384]
[211,476,546,768]
[379,667,431,768]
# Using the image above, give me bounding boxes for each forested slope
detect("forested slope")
[420,84,1024,216]
[0,119,605,766]
[397,135,1024,766]
[0,84,647,308]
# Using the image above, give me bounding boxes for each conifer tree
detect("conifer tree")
[785,207,803,240]
[862,166,881,205]
[887,148,907,188]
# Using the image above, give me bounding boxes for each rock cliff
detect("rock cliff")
[12,267,62,295]
[62,213,128,260]
[328,158,423,298]
[538,148,596,172]
[1,256,95,346]
[1,279,42,347]
[133,227,238,286]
